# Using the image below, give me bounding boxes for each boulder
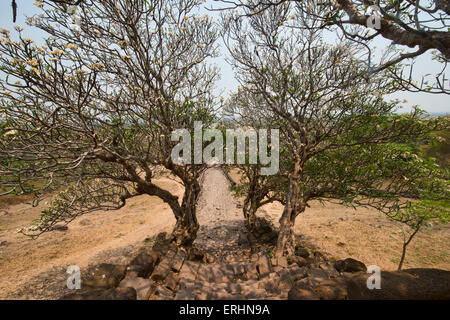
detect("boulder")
[334,258,367,273]
[308,267,330,285]
[313,279,348,300]
[83,264,127,289]
[295,246,310,259]
[256,254,272,278]
[288,279,319,300]
[345,268,450,300]
[118,277,155,300]
[125,265,143,278]
[128,252,160,277]
[62,287,136,300]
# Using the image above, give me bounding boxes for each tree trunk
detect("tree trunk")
[171,182,200,247]
[276,158,304,257]
[243,193,258,233]
[398,223,422,271]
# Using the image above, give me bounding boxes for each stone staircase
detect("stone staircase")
[148,245,306,300]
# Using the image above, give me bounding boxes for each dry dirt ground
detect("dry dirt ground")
[0,175,182,299]
[0,168,449,299]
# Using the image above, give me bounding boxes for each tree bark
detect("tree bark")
[171,182,200,247]
[243,174,259,233]
[276,158,304,256]
[243,195,258,232]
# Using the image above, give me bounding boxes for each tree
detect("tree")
[223,3,449,256]
[395,199,449,270]
[0,0,219,246]
[217,0,450,94]
[224,89,288,233]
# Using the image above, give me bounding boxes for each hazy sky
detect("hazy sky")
[1,0,448,114]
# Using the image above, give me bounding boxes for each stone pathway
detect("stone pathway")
[193,167,251,263]
[66,167,364,300]
[150,168,300,300]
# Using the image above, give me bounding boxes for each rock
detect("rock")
[288,280,319,300]
[337,242,346,247]
[210,291,243,300]
[319,262,340,278]
[293,256,307,267]
[270,258,277,266]
[277,269,294,290]
[165,271,179,291]
[308,268,330,284]
[83,264,127,289]
[188,247,205,262]
[179,261,200,281]
[244,263,259,280]
[295,246,310,258]
[242,288,267,299]
[152,285,174,299]
[0,240,7,247]
[62,287,136,300]
[345,268,450,300]
[334,258,367,273]
[208,264,232,283]
[129,252,160,277]
[231,263,246,279]
[126,265,143,278]
[171,249,187,272]
[118,277,155,300]
[278,256,289,268]
[263,278,281,295]
[151,262,171,282]
[257,254,272,278]
[175,289,196,300]
[287,265,307,281]
[313,279,348,300]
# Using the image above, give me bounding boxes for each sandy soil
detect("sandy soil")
[0,176,182,299]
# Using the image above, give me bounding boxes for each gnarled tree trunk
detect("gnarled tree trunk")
[243,195,259,233]
[171,181,200,247]
[243,176,259,233]
[276,158,304,256]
